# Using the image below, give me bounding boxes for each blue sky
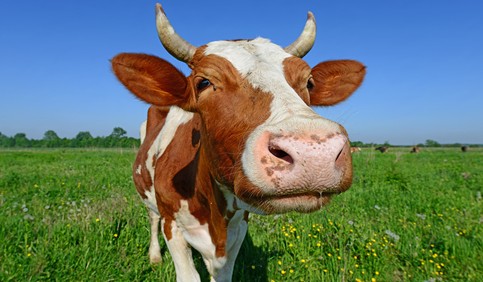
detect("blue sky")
[1,1,482,145]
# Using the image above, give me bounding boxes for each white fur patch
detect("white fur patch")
[162,218,201,282]
[175,200,227,275]
[139,120,147,144]
[225,210,248,252]
[143,186,159,215]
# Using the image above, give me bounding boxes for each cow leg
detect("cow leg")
[148,210,162,264]
[210,210,248,282]
[162,219,201,282]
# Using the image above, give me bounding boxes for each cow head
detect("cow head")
[112,4,365,214]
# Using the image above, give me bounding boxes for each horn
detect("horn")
[155,3,196,62]
[284,12,316,58]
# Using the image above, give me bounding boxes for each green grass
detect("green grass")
[0,148,481,281]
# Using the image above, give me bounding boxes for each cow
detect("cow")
[375,146,389,153]
[410,146,420,153]
[111,3,365,281]
[350,146,361,153]
[461,145,468,152]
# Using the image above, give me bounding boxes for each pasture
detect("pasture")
[0,147,481,281]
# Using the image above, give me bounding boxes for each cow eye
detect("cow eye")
[307,77,315,91]
[197,79,211,91]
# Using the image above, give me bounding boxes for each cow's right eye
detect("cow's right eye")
[197,79,211,91]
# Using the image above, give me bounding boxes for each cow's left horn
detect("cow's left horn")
[284,12,316,58]
[155,3,196,63]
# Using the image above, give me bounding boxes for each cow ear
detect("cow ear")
[310,60,365,106]
[111,53,189,107]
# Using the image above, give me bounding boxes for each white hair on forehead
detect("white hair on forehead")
[204,37,317,124]
[204,38,290,91]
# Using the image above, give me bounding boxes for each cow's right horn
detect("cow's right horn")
[284,12,316,58]
[155,3,196,63]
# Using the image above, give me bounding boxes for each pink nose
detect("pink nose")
[258,132,352,193]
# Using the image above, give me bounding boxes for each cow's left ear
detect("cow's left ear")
[310,60,365,106]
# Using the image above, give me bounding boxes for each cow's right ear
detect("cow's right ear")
[111,53,189,107]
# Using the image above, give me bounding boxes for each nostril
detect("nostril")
[269,145,294,164]
[335,147,343,162]
[335,143,349,168]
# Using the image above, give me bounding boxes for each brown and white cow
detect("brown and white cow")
[350,146,361,153]
[112,3,365,281]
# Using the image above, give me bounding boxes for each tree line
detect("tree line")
[0,127,140,148]
[1,130,479,149]
[350,139,480,148]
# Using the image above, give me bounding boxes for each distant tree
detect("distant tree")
[110,127,127,139]
[425,139,441,147]
[74,131,94,147]
[76,131,93,140]
[350,141,364,148]
[42,130,61,147]
[0,132,14,147]
[43,130,60,141]
[13,133,30,147]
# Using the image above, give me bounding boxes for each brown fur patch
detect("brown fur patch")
[283,57,312,104]
[132,106,169,198]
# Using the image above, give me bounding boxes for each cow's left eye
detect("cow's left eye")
[197,79,211,91]
[307,77,315,91]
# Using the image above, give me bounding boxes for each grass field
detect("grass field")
[0,147,481,281]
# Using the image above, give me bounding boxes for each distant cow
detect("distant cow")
[410,146,420,153]
[375,146,389,153]
[350,147,361,153]
[112,3,365,281]
[461,146,468,152]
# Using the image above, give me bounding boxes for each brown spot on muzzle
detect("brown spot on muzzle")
[310,134,325,144]
[261,156,268,164]
[265,167,274,177]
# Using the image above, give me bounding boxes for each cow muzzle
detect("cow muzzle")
[240,126,352,213]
